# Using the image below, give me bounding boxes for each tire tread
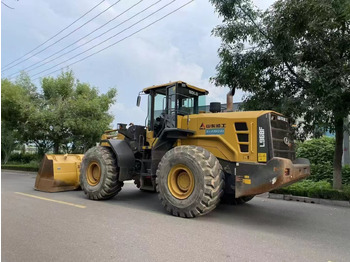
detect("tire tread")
[156,145,224,217]
[80,146,123,200]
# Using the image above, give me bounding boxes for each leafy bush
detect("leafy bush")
[297,137,349,185]
[296,137,335,165]
[309,163,334,182]
[2,162,39,172]
[272,180,350,201]
[8,153,39,164]
[342,165,350,185]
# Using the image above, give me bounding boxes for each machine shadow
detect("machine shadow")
[75,184,305,230]
[209,199,306,230]
[76,185,167,214]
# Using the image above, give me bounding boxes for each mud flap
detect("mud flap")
[34,154,84,192]
[235,158,310,198]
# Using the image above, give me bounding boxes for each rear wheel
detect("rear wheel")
[134,178,141,188]
[156,146,224,218]
[80,146,123,200]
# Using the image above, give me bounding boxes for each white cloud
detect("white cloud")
[2,0,274,129]
[109,101,147,126]
[108,35,246,126]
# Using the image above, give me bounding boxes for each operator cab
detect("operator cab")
[139,81,208,137]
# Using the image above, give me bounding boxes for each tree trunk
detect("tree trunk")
[54,142,60,154]
[37,144,47,159]
[3,144,14,164]
[3,150,10,165]
[333,118,343,190]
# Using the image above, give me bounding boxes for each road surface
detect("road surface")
[2,170,350,262]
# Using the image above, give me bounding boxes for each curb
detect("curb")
[268,193,350,207]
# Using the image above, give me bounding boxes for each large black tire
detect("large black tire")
[221,193,254,205]
[134,179,141,188]
[80,146,123,200]
[156,146,224,218]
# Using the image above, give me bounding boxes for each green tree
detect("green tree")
[1,70,117,158]
[31,71,117,154]
[1,124,19,164]
[67,81,117,152]
[210,0,350,189]
[14,72,52,156]
[1,78,32,163]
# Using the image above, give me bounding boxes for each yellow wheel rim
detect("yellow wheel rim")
[87,161,101,186]
[168,164,194,199]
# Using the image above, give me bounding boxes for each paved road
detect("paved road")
[2,170,350,262]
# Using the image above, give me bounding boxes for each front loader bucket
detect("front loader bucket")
[34,154,84,192]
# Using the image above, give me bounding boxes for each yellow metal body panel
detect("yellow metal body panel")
[116,133,125,140]
[34,154,84,192]
[146,129,156,146]
[178,111,276,163]
[101,132,124,147]
[49,154,83,185]
[101,132,124,141]
[143,81,208,95]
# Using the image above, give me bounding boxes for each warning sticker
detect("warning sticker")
[258,153,267,162]
[243,175,251,185]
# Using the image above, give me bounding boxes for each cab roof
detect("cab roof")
[143,81,209,95]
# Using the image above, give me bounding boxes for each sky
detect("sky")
[1,0,274,127]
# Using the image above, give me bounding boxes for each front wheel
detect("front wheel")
[80,146,123,200]
[156,146,224,218]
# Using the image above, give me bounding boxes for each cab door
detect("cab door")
[166,85,177,129]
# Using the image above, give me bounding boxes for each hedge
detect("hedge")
[272,180,350,201]
[2,162,39,172]
[342,165,350,185]
[8,153,39,164]
[296,137,350,185]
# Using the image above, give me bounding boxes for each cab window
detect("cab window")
[154,93,166,123]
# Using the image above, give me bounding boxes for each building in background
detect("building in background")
[343,116,350,166]
[200,102,242,113]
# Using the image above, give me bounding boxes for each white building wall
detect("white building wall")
[343,116,350,166]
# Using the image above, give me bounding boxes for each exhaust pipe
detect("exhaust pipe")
[226,88,235,112]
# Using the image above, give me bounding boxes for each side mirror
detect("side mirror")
[136,95,141,107]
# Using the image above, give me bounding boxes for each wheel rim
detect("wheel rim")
[168,164,194,199]
[87,161,101,186]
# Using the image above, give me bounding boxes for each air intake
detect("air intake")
[210,102,221,113]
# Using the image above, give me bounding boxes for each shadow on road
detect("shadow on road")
[7,171,308,230]
[74,185,307,230]
[102,188,166,213]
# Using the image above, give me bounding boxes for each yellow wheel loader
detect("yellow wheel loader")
[35,81,310,217]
